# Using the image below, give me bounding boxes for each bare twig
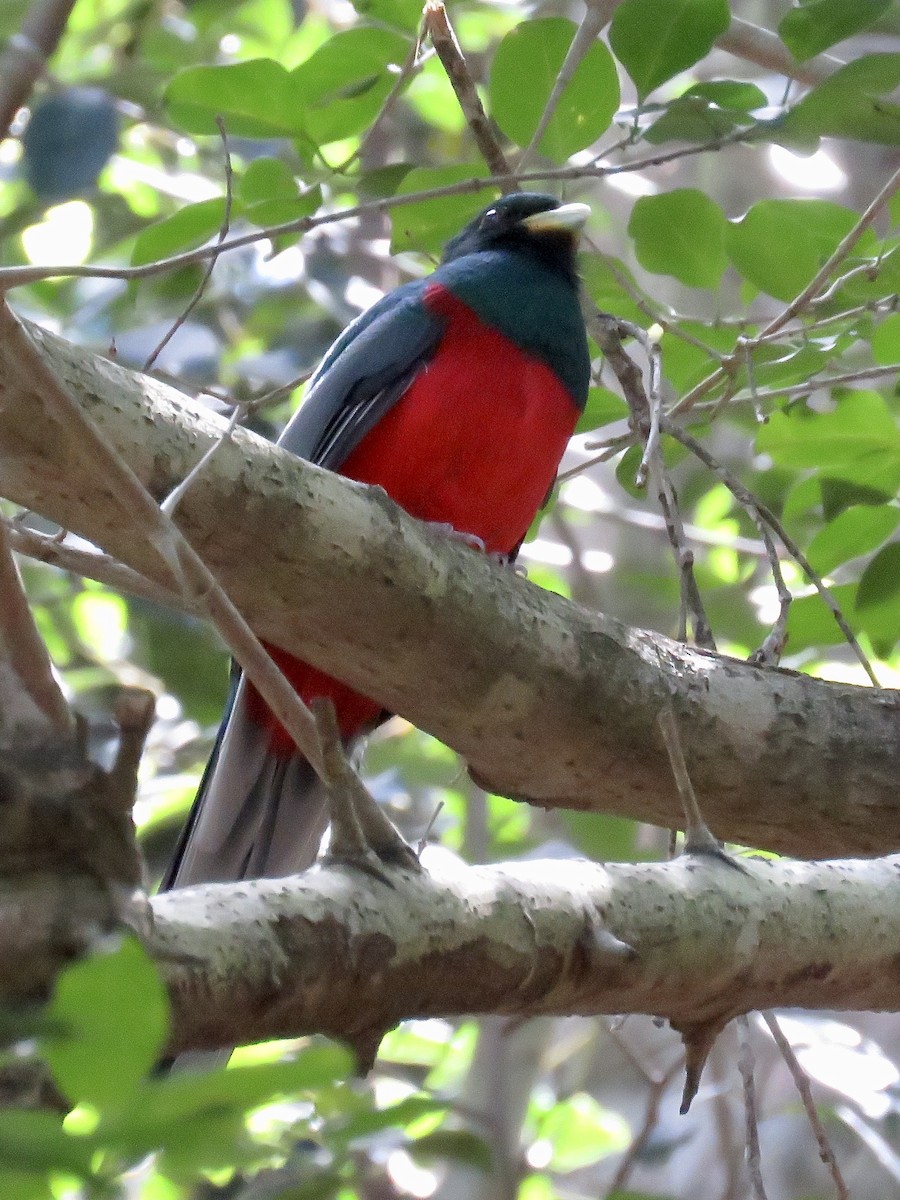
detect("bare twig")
[749,521,792,668]
[632,326,662,489]
[0,0,78,138]
[603,1056,681,1197]
[313,698,419,871]
[738,1015,769,1200]
[143,116,234,373]
[662,417,880,686]
[762,1012,849,1200]
[0,135,760,292]
[759,163,900,341]
[0,303,330,780]
[0,517,72,730]
[656,469,716,649]
[658,704,723,855]
[518,0,614,171]
[423,0,511,178]
[161,404,242,519]
[669,166,900,420]
[336,35,430,173]
[3,520,189,613]
[699,363,900,412]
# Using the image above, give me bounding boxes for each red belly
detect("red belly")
[250,284,581,750]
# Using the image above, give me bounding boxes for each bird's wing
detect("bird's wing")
[279,281,446,469]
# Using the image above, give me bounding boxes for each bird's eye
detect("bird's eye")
[480,208,498,227]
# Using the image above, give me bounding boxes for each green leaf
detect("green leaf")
[610,0,730,100]
[409,1129,492,1171]
[390,165,494,254]
[628,189,728,288]
[132,198,227,266]
[244,171,321,226]
[292,28,409,145]
[806,506,900,576]
[539,1092,629,1171]
[0,1111,94,1178]
[239,156,298,205]
[166,60,306,137]
[779,0,891,62]
[857,541,900,611]
[576,386,629,433]
[98,1044,354,1158]
[725,199,873,301]
[871,312,900,366]
[43,936,169,1108]
[643,96,745,144]
[685,80,767,111]
[0,1170,54,1200]
[490,18,619,161]
[779,53,900,146]
[560,811,644,861]
[350,0,422,32]
[756,391,900,493]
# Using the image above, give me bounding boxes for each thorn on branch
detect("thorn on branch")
[658,703,745,870]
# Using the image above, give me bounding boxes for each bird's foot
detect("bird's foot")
[426,522,486,553]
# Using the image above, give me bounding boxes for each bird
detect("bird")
[162,192,591,890]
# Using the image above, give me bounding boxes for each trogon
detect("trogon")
[163,192,591,889]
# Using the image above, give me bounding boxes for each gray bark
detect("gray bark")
[0,315,898,858]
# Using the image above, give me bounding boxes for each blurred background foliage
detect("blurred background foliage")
[2,0,900,1196]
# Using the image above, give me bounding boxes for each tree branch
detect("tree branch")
[1,319,900,858]
[151,852,900,1056]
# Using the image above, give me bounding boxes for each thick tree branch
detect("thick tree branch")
[1,320,899,858]
[151,853,900,1056]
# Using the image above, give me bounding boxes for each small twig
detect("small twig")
[517,0,613,171]
[423,0,511,179]
[417,799,445,856]
[143,116,234,373]
[655,468,716,650]
[161,404,242,519]
[603,1058,681,1198]
[247,366,316,412]
[662,416,880,686]
[3,520,189,613]
[657,703,737,860]
[336,35,430,173]
[762,1012,849,1200]
[749,521,791,668]
[556,435,635,482]
[588,312,651,434]
[0,303,330,781]
[632,326,663,489]
[0,517,73,731]
[0,0,78,139]
[699,363,900,412]
[0,136,763,292]
[759,163,900,341]
[313,698,419,871]
[738,1015,770,1200]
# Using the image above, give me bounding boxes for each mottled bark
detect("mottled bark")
[152,853,900,1056]
[1,315,899,858]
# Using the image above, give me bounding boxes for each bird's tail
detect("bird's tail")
[161,675,330,890]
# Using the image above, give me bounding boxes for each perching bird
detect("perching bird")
[163,192,591,889]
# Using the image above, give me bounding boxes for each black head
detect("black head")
[441,192,589,282]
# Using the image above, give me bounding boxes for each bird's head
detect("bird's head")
[441,193,590,282]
